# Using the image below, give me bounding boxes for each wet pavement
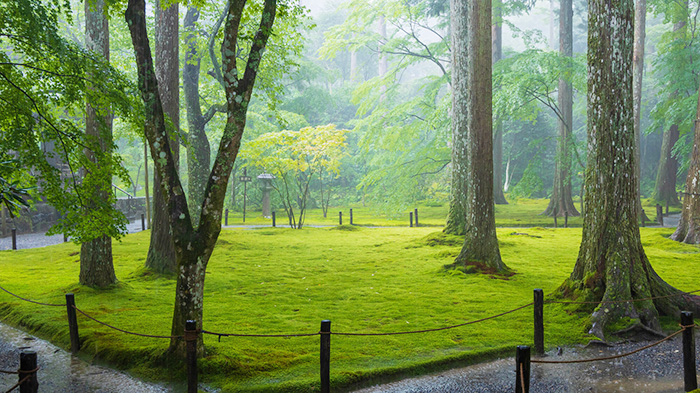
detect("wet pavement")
[0,323,171,393]
[0,220,145,251]
[351,335,700,393]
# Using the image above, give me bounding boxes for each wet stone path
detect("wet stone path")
[0,323,171,393]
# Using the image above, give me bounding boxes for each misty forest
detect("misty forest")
[3,0,700,391]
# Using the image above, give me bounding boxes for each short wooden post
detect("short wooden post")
[641,209,646,227]
[272,211,276,227]
[515,345,531,393]
[63,233,68,243]
[185,320,198,393]
[320,320,331,393]
[11,228,17,250]
[225,209,229,226]
[409,212,413,227]
[656,204,664,226]
[350,208,353,225]
[141,214,146,231]
[553,213,558,228]
[682,311,697,392]
[414,208,419,227]
[666,200,669,215]
[564,211,568,228]
[339,211,342,226]
[19,350,38,393]
[65,293,80,354]
[534,289,544,355]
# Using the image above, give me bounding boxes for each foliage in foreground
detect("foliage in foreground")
[0,225,698,391]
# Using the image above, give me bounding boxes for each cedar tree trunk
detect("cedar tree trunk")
[145,0,179,274]
[633,0,646,219]
[450,0,506,272]
[561,0,700,340]
[80,0,117,287]
[652,124,680,206]
[543,0,579,218]
[492,0,507,205]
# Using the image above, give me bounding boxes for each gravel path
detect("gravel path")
[351,334,699,393]
[0,220,145,251]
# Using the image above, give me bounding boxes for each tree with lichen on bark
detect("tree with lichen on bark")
[125,0,278,355]
[558,0,700,340]
[446,0,507,272]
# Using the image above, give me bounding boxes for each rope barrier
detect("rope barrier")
[0,370,17,375]
[333,302,534,336]
[4,375,30,393]
[201,329,319,339]
[544,289,700,305]
[532,328,686,364]
[72,306,182,340]
[0,283,62,307]
[519,363,526,393]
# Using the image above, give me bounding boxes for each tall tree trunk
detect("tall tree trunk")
[561,0,700,340]
[633,0,646,220]
[444,0,469,235]
[543,0,578,217]
[492,0,507,205]
[671,83,700,243]
[126,0,277,356]
[450,0,506,272]
[652,124,680,206]
[183,6,212,228]
[145,0,179,274]
[80,0,116,288]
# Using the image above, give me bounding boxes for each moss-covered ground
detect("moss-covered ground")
[0,199,695,392]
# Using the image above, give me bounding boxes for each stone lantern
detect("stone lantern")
[257,173,275,218]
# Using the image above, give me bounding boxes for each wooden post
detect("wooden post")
[141,214,145,231]
[534,289,544,355]
[11,228,16,250]
[63,233,68,243]
[553,213,558,228]
[666,200,669,215]
[272,211,276,227]
[656,204,664,226]
[682,311,697,392]
[350,208,353,225]
[320,320,331,393]
[564,211,568,228]
[515,345,530,393]
[225,209,229,226]
[339,212,342,226]
[414,208,419,227]
[185,320,198,393]
[65,293,80,354]
[19,350,38,393]
[641,209,646,227]
[409,212,413,227]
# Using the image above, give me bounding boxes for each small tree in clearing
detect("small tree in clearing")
[242,124,348,228]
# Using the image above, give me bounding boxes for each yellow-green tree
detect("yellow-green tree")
[242,124,348,228]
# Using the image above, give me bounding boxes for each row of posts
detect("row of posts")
[59,290,699,392]
[222,208,421,228]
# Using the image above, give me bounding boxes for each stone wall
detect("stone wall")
[0,197,148,237]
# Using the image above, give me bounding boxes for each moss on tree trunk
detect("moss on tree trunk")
[562,0,700,340]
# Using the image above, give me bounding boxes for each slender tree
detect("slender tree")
[652,124,680,206]
[145,0,179,274]
[560,0,700,339]
[633,0,647,221]
[125,0,277,354]
[449,0,506,271]
[543,0,579,218]
[80,0,117,287]
[492,0,507,205]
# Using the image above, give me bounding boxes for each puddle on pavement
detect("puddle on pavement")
[0,323,173,392]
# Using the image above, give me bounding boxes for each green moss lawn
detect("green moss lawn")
[0,199,695,392]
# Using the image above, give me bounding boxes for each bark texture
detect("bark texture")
[671,75,700,243]
[562,0,700,340]
[126,0,277,355]
[444,0,469,235]
[451,0,506,272]
[633,0,646,218]
[543,0,579,218]
[80,0,116,288]
[145,0,179,274]
[492,0,507,205]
